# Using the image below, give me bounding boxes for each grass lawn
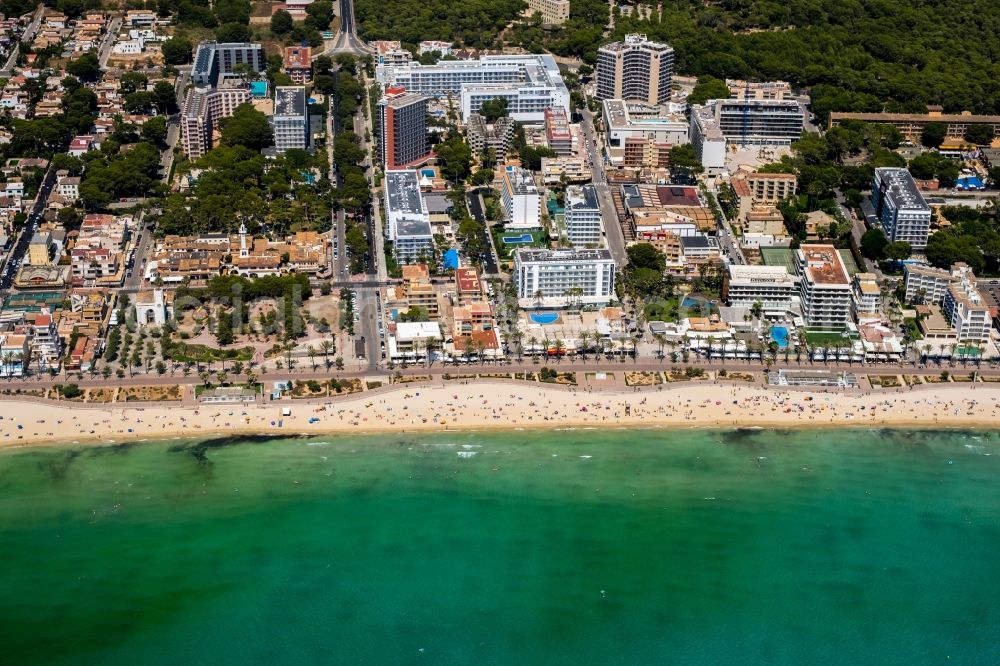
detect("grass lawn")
[644,296,680,322]
[805,330,854,346]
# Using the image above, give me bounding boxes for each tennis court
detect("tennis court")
[760,247,797,272]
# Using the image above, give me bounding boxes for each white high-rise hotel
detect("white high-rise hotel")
[596,34,674,105]
[515,249,616,308]
[377,54,569,123]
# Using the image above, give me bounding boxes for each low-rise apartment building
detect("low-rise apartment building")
[723,264,798,313]
[903,263,957,304]
[601,99,688,167]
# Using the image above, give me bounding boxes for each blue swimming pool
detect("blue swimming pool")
[420,169,436,178]
[771,326,790,349]
[530,312,559,325]
[503,233,534,245]
[956,176,984,190]
[681,296,703,308]
[681,295,715,312]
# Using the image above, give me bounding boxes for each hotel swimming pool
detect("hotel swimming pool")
[530,312,559,325]
[770,326,790,349]
[503,233,535,245]
[956,176,984,190]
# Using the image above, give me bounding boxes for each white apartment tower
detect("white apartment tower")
[872,168,932,250]
[942,264,992,343]
[272,86,309,154]
[564,184,604,247]
[515,248,616,308]
[796,244,853,329]
[501,166,543,230]
[596,34,675,105]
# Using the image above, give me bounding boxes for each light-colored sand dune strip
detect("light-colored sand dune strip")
[0,382,997,448]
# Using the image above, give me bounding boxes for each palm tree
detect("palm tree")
[412,338,423,367]
[533,289,544,308]
[1,351,13,377]
[198,370,211,387]
[654,333,666,360]
[579,330,591,361]
[246,370,257,387]
[553,338,565,363]
[307,345,317,371]
[527,335,538,363]
[232,361,244,377]
[320,338,334,367]
[510,329,523,363]
[922,343,932,366]
[217,371,228,386]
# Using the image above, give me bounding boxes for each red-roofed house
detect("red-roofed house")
[283,45,312,84]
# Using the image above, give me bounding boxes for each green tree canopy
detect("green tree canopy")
[66,52,100,82]
[688,75,731,106]
[885,241,912,262]
[921,122,947,148]
[478,98,509,122]
[271,9,294,34]
[220,104,274,151]
[860,228,888,261]
[162,38,193,65]
[627,243,665,272]
[964,124,995,146]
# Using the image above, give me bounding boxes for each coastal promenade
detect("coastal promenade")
[0,357,994,391]
[1,378,998,447]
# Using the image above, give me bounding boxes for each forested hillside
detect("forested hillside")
[354,0,526,49]
[359,0,1000,118]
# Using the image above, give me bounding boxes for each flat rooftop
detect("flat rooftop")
[385,170,425,216]
[798,244,849,286]
[274,86,306,117]
[565,184,599,211]
[727,264,792,282]
[875,167,930,212]
[516,248,613,263]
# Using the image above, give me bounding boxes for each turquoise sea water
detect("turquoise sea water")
[1,429,999,664]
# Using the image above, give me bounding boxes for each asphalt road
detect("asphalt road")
[1,165,57,290]
[124,215,152,289]
[0,5,44,77]
[316,0,373,57]
[97,17,123,69]
[580,109,627,266]
[465,189,500,274]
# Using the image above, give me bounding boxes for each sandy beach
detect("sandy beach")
[1,380,999,448]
